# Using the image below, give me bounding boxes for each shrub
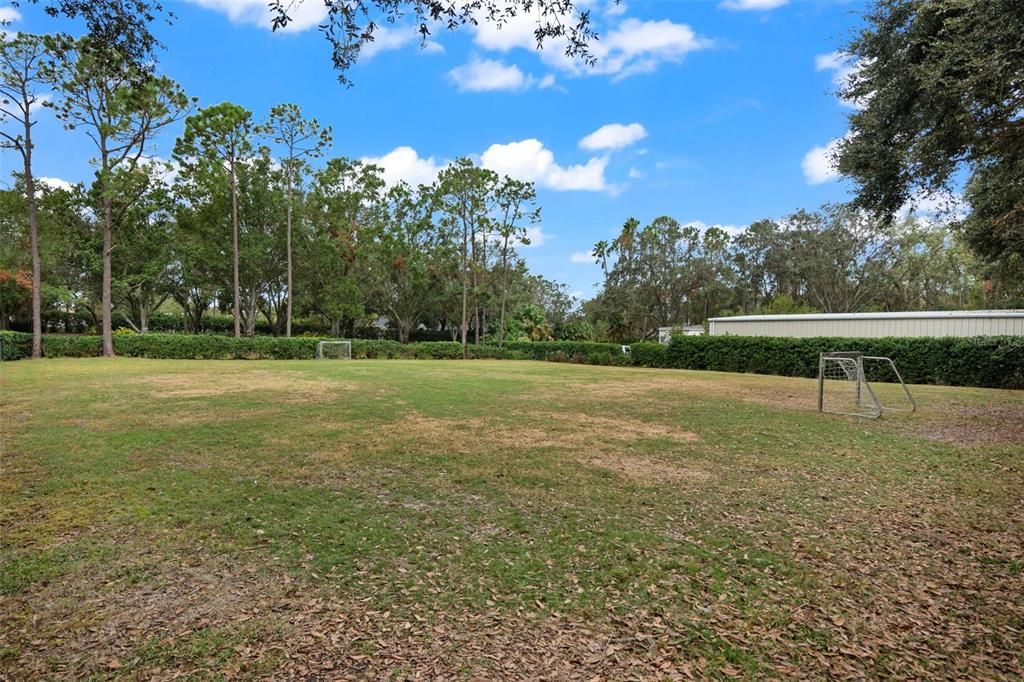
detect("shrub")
[629,342,667,368]
[0,331,32,360]
[664,335,1024,389]
[4,330,1019,389]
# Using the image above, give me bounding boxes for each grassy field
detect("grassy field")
[1,359,1022,680]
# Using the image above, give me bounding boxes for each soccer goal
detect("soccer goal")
[817,352,916,419]
[316,340,352,360]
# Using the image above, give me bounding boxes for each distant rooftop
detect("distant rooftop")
[709,310,1024,323]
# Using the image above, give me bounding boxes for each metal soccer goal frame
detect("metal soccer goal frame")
[315,340,352,360]
[817,352,916,419]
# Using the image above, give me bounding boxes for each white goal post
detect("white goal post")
[316,340,352,360]
[817,352,916,419]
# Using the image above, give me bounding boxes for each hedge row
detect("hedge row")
[3,330,1020,388]
[0,332,523,362]
[661,335,1024,389]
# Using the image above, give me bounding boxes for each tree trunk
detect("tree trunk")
[24,122,41,359]
[460,219,469,358]
[498,238,510,349]
[285,168,293,337]
[230,160,241,339]
[101,187,114,358]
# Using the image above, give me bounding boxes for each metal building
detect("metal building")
[658,325,705,344]
[707,310,1024,338]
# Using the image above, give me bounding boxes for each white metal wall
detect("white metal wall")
[708,312,1024,338]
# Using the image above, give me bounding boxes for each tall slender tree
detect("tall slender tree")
[48,36,189,356]
[258,104,332,337]
[435,158,497,357]
[492,177,539,348]
[174,103,253,338]
[0,33,50,358]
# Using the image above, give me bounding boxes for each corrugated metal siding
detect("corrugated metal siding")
[709,313,1024,338]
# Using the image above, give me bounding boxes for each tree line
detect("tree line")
[3,0,1023,355]
[581,205,1021,343]
[0,85,578,353]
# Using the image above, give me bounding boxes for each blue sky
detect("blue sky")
[2,0,866,298]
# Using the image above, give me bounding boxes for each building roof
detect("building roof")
[708,310,1024,323]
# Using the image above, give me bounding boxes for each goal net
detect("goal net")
[817,352,916,419]
[316,340,352,360]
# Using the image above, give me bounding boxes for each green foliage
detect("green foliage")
[6,331,1020,387]
[835,0,1024,271]
[504,340,627,365]
[0,331,31,360]
[664,335,1024,389]
[629,342,667,367]
[558,318,594,341]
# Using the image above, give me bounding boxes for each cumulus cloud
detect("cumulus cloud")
[361,25,444,59]
[364,133,617,194]
[184,0,326,31]
[590,18,711,79]
[471,9,710,80]
[37,176,76,192]
[802,138,843,185]
[481,139,610,192]
[520,226,549,247]
[683,219,745,237]
[816,50,867,109]
[900,190,967,221]
[0,6,22,24]
[719,0,788,10]
[604,1,627,18]
[361,146,445,187]
[570,251,595,264]
[447,57,554,93]
[579,123,647,151]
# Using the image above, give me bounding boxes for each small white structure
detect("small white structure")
[708,310,1024,338]
[658,325,705,344]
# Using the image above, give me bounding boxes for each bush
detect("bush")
[0,331,32,360]
[663,335,1024,389]
[629,342,667,368]
[5,330,1019,389]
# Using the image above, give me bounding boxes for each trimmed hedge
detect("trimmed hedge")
[0,334,527,362]
[3,330,1020,389]
[0,331,32,360]
[663,335,1024,389]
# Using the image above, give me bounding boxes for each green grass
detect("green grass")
[1,359,1022,679]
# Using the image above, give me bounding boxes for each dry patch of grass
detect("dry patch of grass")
[128,370,344,402]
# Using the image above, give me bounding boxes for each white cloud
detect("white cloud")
[579,122,647,151]
[900,190,967,221]
[720,0,788,10]
[0,6,22,24]
[684,220,745,237]
[37,176,75,192]
[361,146,445,187]
[604,1,627,18]
[802,138,842,185]
[815,50,867,109]
[447,57,543,93]
[520,227,548,247]
[360,24,441,59]
[627,167,643,179]
[184,0,326,31]
[590,18,711,79]
[481,139,610,192]
[570,251,594,264]
[472,10,710,80]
